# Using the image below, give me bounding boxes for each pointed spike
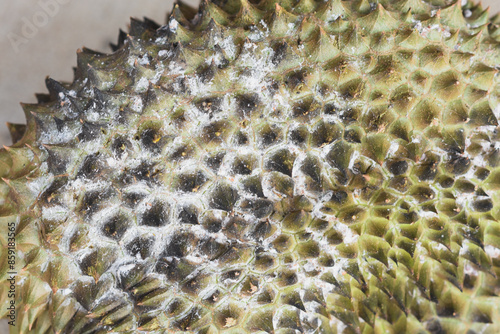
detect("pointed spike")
[168,42,205,72]
[75,49,93,80]
[444,28,460,49]
[45,78,69,101]
[298,17,319,42]
[75,47,115,81]
[489,23,500,41]
[78,121,104,142]
[459,30,484,53]
[213,44,230,68]
[29,110,54,140]
[469,22,490,36]
[118,28,128,46]
[198,0,231,28]
[492,13,500,25]
[306,27,340,63]
[269,4,299,38]
[214,0,241,15]
[66,95,83,114]
[235,0,264,27]
[316,0,349,23]
[170,42,187,66]
[77,46,108,71]
[142,17,160,30]
[92,87,108,110]
[1,176,36,210]
[204,18,225,48]
[53,116,65,132]
[123,33,140,51]
[356,0,372,15]
[325,14,351,34]
[419,15,448,42]
[86,65,117,92]
[358,4,399,34]
[468,7,490,27]
[176,0,198,20]
[129,17,157,37]
[22,102,54,116]
[395,0,431,15]
[6,123,27,144]
[161,16,195,44]
[340,24,370,55]
[292,0,318,14]
[24,143,39,159]
[468,63,498,91]
[199,61,218,84]
[51,292,80,332]
[440,0,467,29]
[110,29,128,52]
[142,84,161,112]
[129,18,144,36]
[43,144,74,175]
[401,8,413,24]
[17,103,37,144]
[171,3,192,26]
[4,146,38,178]
[267,40,302,72]
[86,65,100,88]
[81,47,105,57]
[20,103,35,121]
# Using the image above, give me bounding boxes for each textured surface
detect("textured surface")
[0,0,200,147]
[1,0,500,147]
[1,0,500,333]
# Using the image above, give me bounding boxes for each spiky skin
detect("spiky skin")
[1,0,500,333]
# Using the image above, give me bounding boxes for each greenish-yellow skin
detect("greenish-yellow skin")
[1,0,500,333]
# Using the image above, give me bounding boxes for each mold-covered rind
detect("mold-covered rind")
[0,0,500,333]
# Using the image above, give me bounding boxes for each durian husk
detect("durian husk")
[1,0,500,333]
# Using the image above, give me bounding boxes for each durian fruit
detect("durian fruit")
[1,0,500,332]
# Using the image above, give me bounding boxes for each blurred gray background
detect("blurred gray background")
[0,0,499,333]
